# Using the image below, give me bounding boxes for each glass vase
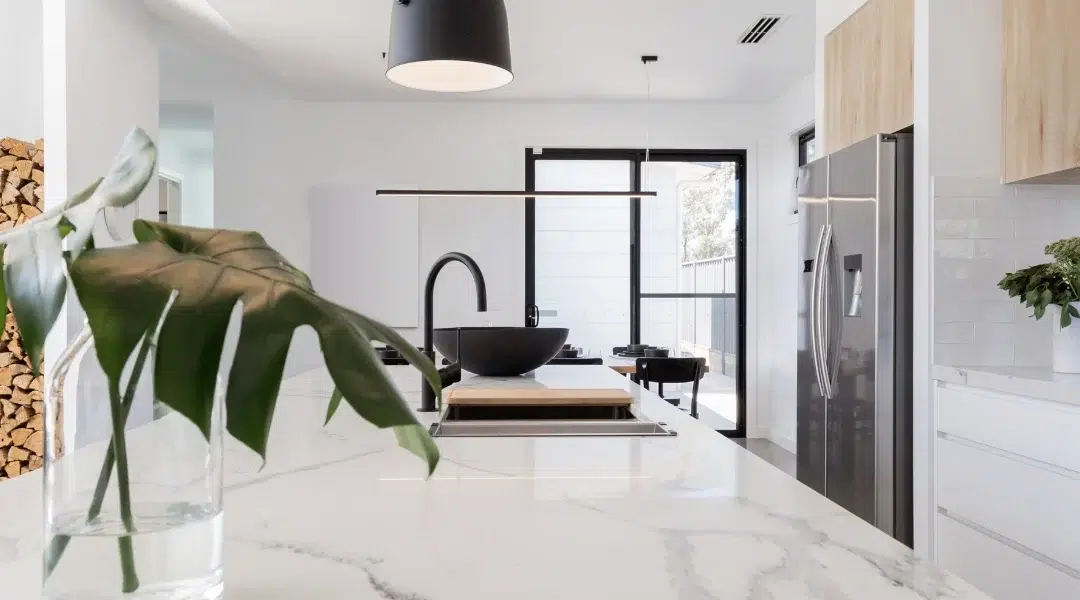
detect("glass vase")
[43,328,224,599]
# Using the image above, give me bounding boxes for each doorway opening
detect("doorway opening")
[525,148,747,437]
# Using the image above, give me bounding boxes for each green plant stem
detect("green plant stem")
[44,339,151,587]
[107,378,140,593]
[87,339,153,522]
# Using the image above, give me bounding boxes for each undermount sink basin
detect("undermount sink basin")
[429,403,676,438]
[433,327,569,376]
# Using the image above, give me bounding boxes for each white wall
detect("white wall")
[159,126,215,228]
[815,0,869,152]
[0,0,43,141]
[44,0,160,447]
[754,74,815,449]
[214,98,768,412]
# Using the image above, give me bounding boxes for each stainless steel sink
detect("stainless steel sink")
[429,403,676,438]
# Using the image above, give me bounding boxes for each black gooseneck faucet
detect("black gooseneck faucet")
[421,252,488,412]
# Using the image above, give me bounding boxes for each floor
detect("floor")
[734,438,797,477]
[654,376,797,478]
[659,371,738,430]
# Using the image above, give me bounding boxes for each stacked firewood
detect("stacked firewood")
[0,136,48,481]
[0,137,44,226]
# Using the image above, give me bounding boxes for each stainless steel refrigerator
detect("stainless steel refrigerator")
[796,133,913,547]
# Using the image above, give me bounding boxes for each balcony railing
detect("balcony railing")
[680,254,737,294]
[679,255,737,375]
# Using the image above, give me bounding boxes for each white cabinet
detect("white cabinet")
[935,378,1080,598]
[938,437,1080,570]
[938,513,1080,599]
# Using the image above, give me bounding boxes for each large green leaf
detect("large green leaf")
[2,182,96,373]
[0,126,157,372]
[68,220,441,473]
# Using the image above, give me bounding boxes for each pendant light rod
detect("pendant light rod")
[642,55,657,192]
[376,189,658,198]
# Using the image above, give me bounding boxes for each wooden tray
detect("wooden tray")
[446,388,632,407]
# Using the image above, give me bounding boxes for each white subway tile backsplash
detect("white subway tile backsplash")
[934,176,1008,198]
[930,178,1080,368]
[934,219,972,239]
[935,343,976,367]
[937,322,975,344]
[1056,195,1080,223]
[969,218,1015,239]
[1010,301,1035,323]
[977,300,1019,323]
[1013,249,1050,272]
[1014,213,1064,242]
[935,197,974,220]
[972,238,1014,260]
[972,196,1020,218]
[1012,184,1072,200]
[933,300,975,324]
[973,322,1017,364]
[1013,316,1053,367]
[950,258,1011,297]
[935,239,974,260]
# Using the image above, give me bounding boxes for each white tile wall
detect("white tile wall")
[934,176,1080,367]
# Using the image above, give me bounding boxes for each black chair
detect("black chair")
[635,357,707,419]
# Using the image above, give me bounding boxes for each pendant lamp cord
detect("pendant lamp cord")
[641,56,656,192]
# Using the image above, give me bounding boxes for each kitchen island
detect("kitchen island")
[0,365,986,599]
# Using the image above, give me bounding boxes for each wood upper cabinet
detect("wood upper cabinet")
[824,0,914,155]
[1003,0,1080,183]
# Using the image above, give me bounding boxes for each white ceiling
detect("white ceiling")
[150,0,815,103]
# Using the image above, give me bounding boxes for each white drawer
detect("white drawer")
[938,512,1080,600]
[938,437,1080,571]
[936,383,1080,472]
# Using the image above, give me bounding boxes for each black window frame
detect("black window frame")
[798,128,816,167]
[524,147,748,438]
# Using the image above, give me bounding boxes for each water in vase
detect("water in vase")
[44,502,223,600]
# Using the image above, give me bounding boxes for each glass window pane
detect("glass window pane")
[641,161,738,294]
[534,160,631,356]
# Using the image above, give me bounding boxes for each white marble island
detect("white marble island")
[0,365,987,599]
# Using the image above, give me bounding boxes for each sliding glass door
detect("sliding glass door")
[531,158,633,356]
[525,148,747,437]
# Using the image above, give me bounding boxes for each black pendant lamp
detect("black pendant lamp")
[386,0,514,93]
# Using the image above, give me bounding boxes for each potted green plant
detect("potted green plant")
[998,237,1080,373]
[4,128,440,599]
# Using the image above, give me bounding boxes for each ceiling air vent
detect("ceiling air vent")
[738,15,785,44]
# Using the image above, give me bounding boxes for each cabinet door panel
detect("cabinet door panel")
[824,0,914,154]
[1003,0,1080,183]
[938,513,1080,600]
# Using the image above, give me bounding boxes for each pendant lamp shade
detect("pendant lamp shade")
[387,0,513,93]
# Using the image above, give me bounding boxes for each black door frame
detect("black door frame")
[524,147,748,438]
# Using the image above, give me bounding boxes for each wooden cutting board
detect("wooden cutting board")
[446,388,633,406]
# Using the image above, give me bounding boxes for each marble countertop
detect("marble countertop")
[933,364,1080,406]
[1,365,987,599]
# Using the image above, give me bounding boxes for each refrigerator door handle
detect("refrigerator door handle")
[818,224,835,399]
[827,232,843,395]
[812,222,825,397]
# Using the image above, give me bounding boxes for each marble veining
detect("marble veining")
[0,365,989,599]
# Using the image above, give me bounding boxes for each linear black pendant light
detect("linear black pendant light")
[376,189,658,198]
[386,0,514,93]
